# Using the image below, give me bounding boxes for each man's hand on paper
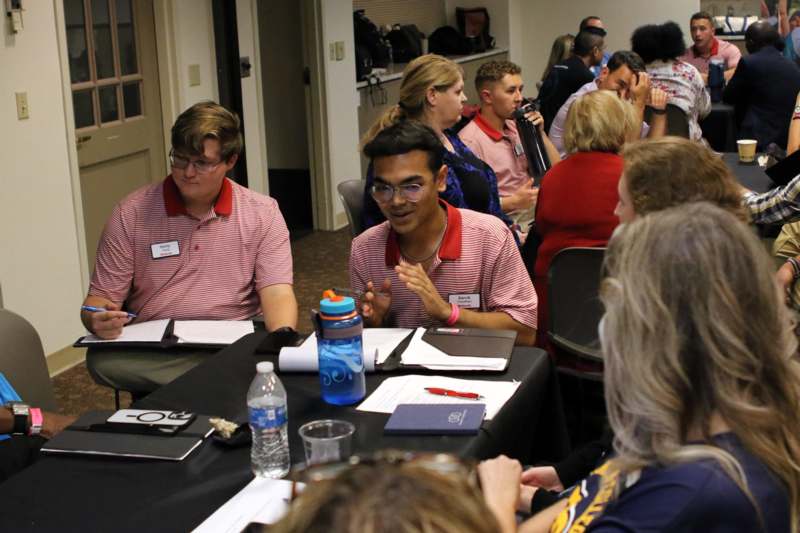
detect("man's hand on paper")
[83,299,131,339]
[395,262,451,321]
[361,278,392,327]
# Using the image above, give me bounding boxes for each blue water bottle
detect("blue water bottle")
[316,291,366,405]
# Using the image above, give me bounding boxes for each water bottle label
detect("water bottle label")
[249,405,287,429]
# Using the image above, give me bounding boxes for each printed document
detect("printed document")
[357,374,521,420]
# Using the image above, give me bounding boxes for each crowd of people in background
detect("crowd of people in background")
[6,6,800,533]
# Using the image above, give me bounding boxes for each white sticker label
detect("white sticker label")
[449,293,480,309]
[150,240,180,259]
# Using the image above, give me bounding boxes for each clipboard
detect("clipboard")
[380,327,515,373]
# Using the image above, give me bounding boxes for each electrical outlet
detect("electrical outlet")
[15,92,29,120]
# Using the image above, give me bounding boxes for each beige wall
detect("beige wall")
[321,0,361,229]
[518,0,700,92]
[0,1,86,354]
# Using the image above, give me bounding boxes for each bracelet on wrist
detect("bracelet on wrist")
[445,303,461,326]
[649,107,667,115]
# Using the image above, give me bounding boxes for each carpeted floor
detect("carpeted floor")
[51,228,352,415]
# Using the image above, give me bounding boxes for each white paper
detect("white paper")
[79,319,171,344]
[192,477,299,533]
[400,328,507,371]
[278,328,412,372]
[174,320,254,345]
[356,374,521,420]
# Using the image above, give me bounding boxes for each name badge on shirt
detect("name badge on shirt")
[449,293,480,309]
[514,142,524,157]
[150,240,180,259]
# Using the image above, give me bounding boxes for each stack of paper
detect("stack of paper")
[192,478,299,533]
[278,328,412,372]
[79,319,171,344]
[401,328,507,371]
[357,374,521,420]
[173,320,254,345]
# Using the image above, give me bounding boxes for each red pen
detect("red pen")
[425,387,483,400]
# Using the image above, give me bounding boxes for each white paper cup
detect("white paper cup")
[737,139,757,163]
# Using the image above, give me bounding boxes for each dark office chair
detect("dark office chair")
[547,247,606,445]
[644,103,690,139]
[337,179,365,237]
[0,308,58,411]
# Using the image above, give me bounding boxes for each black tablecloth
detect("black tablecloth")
[0,331,568,532]
[723,152,774,193]
[701,102,737,152]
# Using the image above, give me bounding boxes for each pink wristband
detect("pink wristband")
[28,407,43,436]
[445,303,460,326]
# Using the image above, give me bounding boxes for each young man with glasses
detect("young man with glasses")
[80,101,298,394]
[350,121,537,345]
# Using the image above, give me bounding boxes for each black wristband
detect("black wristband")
[649,107,667,115]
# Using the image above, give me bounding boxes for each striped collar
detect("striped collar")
[163,176,233,217]
[384,200,462,267]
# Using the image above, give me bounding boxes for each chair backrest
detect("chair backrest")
[0,308,58,411]
[547,247,606,362]
[644,103,690,138]
[337,179,366,238]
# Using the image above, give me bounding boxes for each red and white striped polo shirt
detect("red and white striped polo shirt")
[349,201,538,329]
[89,176,293,322]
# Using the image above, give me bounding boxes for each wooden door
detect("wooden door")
[64,0,165,271]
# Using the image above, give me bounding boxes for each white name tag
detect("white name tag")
[449,293,480,309]
[150,240,180,259]
[514,142,524,157]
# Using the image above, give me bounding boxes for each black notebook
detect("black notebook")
[41,410,214,461]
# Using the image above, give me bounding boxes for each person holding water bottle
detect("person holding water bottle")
[349,121,538,345]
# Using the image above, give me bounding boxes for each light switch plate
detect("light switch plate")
[188,64,201,86]
[15,92,29,120]
[335,41,345,61]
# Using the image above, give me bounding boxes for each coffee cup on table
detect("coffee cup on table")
[737,139,757,163]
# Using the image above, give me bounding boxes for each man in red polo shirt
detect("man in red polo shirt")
[351,121,537,345]
[81,101,298,393]
[459,60,561,239]
[679,11,741,82]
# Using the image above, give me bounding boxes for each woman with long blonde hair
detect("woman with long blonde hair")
[360,54,510,231]
[481,202,800,532]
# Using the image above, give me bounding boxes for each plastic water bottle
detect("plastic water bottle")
[317,291,366,405]
[709,58,725,103]
[247,361,290,478]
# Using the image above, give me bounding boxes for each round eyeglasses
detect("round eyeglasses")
[169,150,223,174]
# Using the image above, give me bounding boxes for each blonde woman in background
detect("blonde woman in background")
[539,34,575,85]
[361,54,511,231]
[481,202,800,532]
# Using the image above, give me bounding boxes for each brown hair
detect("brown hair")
[474,60,522,92]
[170,101,243,161]
[563,90,639,154]
[621,137,746,221]
[361,54,463,147]
[271,462,497,533]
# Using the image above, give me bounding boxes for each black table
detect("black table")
[701,102,737,152]
[723,152,774,193]
[0,331,567,532]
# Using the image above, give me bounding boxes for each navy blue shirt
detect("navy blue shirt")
[361,131,511,231]
[551,433,790,532]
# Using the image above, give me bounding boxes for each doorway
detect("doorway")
[64,0,166,272]
[257,0,315,238]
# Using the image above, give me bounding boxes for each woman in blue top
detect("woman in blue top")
[360,54,509,231]
[479,202,800,533]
